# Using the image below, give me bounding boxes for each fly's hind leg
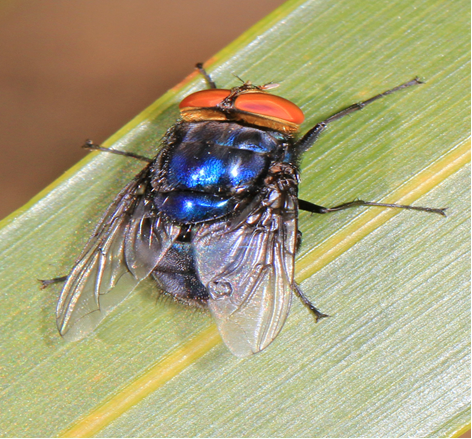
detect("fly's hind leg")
[39,275,68,289]
[294,284,329,322]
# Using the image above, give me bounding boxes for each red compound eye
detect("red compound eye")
[235,93,304,124]
[179,88,304,128]
[179,89,230,108]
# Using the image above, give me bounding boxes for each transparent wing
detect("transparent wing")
[193,184,298,357]
[56,166,180,341]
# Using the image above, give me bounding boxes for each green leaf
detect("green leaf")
[0,0,469,436]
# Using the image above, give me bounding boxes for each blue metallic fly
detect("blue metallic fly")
[44,64,446,357]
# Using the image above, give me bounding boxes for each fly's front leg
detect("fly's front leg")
[196,62,217,89]
[295,77,423,153]
[83,63,218,163]
[295,78,447,217]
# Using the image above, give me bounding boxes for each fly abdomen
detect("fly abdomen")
[152,241,209,306]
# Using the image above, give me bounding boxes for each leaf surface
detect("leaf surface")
[0,0,469,437]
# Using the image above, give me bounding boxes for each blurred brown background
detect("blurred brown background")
[0,0,286,220]
[0,2,470,438]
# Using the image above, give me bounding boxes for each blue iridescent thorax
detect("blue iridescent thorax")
[153,192,236,223]
[166,142,267,191]
[153,121,289,223]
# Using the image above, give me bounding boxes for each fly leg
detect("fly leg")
[295,78,447,217]
[41,139,152,290]
[82,139,153,162]
[295,78,423,153]
[83,62,218,161]
[196,62,217,89]
[298,199,447,217]
[294,284,329,322]
[295,196,446,320]
[39,275,68,289]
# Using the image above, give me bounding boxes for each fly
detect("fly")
[42,64,446,357]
